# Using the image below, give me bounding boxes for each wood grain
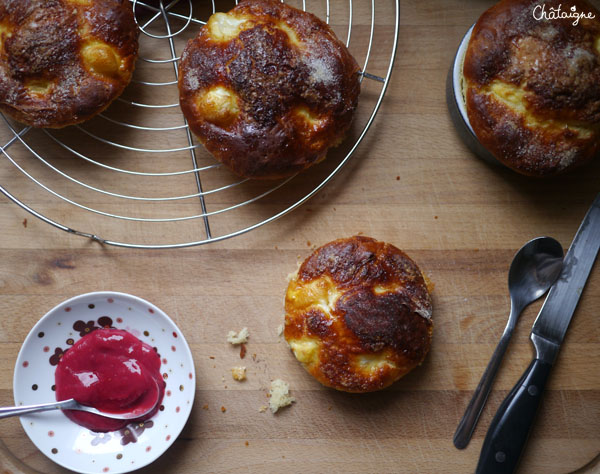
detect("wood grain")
[0,0,599,473]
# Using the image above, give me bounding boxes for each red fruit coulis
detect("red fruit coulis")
[55,328,165,432]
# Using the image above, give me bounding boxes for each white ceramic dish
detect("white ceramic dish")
[446,24,501,166]
[13,292,196,474]
[452,25,474,133]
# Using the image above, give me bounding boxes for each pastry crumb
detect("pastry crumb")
[240,343,247,359]
[231,366,246,381]
[227,327,249,345]
[259,405,268,413]
[221,406,226,413]
[268,379,295,413]
[202,404,208,410]
[245,441,249,446]
[277,324,284,337]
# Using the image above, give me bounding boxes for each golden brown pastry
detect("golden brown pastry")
[178,0,361,180]
[0,0,138,128]
[463,0,600,176]
[284,236,433,393]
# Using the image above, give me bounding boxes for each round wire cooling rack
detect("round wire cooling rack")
[0,0,399,249]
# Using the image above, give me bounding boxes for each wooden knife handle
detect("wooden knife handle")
[476,358,553,474]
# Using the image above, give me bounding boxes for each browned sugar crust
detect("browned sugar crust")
[463,0,600,176]
[178,0,361,179]
[0,0,138,128]
[284,236,433,393]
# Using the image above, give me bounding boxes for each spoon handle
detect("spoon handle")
[453,331,512,449]
[0,399,76,419]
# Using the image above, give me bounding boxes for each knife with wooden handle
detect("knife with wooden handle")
[476,193,600,474]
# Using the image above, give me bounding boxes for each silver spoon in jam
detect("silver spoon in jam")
[0,379,160,421]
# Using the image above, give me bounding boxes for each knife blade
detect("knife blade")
[476,193,600,474]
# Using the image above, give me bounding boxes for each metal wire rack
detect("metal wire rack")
[0,0,399,249]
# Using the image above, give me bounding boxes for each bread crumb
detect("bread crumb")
[202,404,208,410]
[259,405,268,413]
[227,327,249,345]
[231,366,246,381]
[277,324,284,337]
[268,379,295,413]
[221,406,226,413]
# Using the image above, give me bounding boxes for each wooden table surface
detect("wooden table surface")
[1,1,599,473]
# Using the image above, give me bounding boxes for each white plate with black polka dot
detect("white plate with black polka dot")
[13,291,196,474]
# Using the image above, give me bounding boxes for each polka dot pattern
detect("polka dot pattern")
[14,292,195,473]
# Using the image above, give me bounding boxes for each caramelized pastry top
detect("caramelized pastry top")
[0,0,138,128]
[178,0,361,179]
[285,236,433,393]
[463,0,600,176]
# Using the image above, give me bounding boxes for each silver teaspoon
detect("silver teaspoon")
[453,236,563,449]
[0,380,160,421]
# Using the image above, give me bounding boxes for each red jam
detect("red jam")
[55,328,165,432]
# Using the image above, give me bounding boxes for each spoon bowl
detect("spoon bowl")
[453,236,564,449]
[508,236,565,318]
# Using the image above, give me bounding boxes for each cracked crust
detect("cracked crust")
[463,0,600,176]
[0,0,138,128]
[178,0,361,179]
[284,236,433,393]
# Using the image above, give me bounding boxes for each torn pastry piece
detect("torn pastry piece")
[178,0,361,179]
[463,0,600,176]
[227,327,249,345]
[284,236,433,393]
[0,0,138,128]
[268,379,294,413]
[231,366,247,381]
